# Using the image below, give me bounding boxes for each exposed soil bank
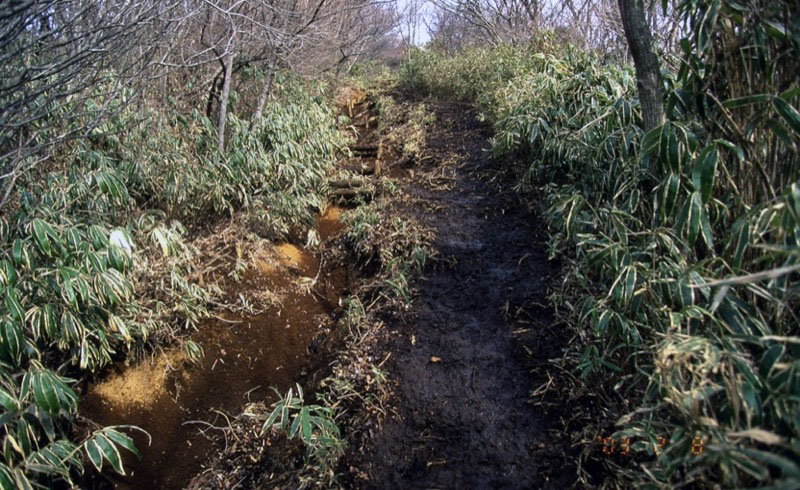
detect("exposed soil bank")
[345,99,575,488]
[80,221,350,489]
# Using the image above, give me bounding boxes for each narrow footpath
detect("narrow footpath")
[347,99,575,489]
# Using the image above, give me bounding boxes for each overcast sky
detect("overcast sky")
[394,0,433,45]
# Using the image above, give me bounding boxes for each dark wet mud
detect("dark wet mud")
[346,99,575,489]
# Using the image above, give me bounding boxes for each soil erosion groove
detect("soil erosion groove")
[348,98,573,489]
[81,221,351,490]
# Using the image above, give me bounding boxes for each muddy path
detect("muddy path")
[78,90,577,489]
[346,98,575,488]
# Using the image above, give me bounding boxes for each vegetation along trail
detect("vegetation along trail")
[346,98,574,488]
[3,1,798,488]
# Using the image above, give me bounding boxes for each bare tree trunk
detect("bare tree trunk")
[251,59,276,128]
[617,0,664,132]
[217,49,234,153]
[206,68,224,118]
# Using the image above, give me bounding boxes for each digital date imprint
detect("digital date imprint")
[596,435,706,457]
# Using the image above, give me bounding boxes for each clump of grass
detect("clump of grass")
[375,96,435,163]
[258,385,344,483]
[344,201,433,307]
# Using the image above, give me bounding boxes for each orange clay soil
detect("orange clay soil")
[80,210,349,490]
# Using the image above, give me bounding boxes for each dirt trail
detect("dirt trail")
[79,91,576,489]
[348,99,574,488]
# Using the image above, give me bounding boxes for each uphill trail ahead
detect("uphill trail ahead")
[347,98,576,489]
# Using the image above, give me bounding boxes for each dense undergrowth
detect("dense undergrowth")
[400,1,799,488]
[0,78,348,487]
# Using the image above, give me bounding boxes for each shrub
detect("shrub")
[400,3,799,485]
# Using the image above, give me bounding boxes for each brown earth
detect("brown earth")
[342,97,576,489]
[80,236,351,489]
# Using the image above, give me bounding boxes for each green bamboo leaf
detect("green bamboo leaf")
[84,438,104,472]
[151,228,170,256]
[766,118,795,148]
[715,138,744,161]
[700,204,714,250]
[184,340,204,363]
[64,228,82,252]
[59,272,77,308]
[103,429,139,458]
[0,318,24,366]
[692,145,717,203]
[659,173,681,221]
[289,412,301,438]
[16,419,32,456]
[623,266,636,304]
[0,387,17,411]
[0,463,13,490]
[11,239,23,266]
[300,406,311,443]
[95,434,124,474]
[108,246,125,271]
[4,289,24,323]
[26,306,43,340]
[87,252,106,273]
[73,276,91,304]
[32,406,55,442]
[687,192,703,245]
[666,129,681,172]
[740,448,800,478]
[30,370,77,414]
[19,371,31,402]
[595,310,613,336]
[759,344,784,378]
[640,125,662,158]
[739,380,762,424]
[6,433,24,458]
[88,225,109,249]
[730,219,750,268]
[28,443,70,477]
[108,314,131,342]
[678,277,695,307]
[730,450,769,480]
[763,20,788,41]
[610,213,627,246]
[773,96,800,136]
[42,304,57,339]
[723,94,770,109]
[11,468,33,490]
[261,404,283,434]
[30,219,56,257]
[31,371,59,413]
[1,260,16,287]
